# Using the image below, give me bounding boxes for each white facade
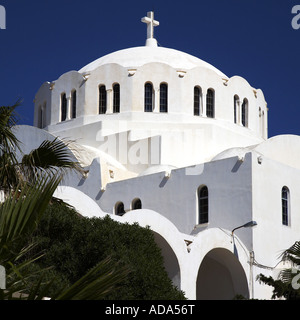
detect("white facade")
[26,12,300,299]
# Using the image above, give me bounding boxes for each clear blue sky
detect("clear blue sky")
[0,0,299,138]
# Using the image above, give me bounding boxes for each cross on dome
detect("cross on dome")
[141,11,159,47]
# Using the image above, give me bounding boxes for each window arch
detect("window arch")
[206,89,215,118]
[160,83,168,113]
[198,186,209,224]
[113,83,120,113]
[71,90,77,119]
[234,95,240,124]
[61,93,67,122]
[241,98,248,127]
[132,198,142,210]
[282,187,290,226]
[115,202,125,216]
[99,85,107,114]
[145,82,154,112]
[194,86,202,116]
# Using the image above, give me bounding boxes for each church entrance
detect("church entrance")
[196,248,249,300]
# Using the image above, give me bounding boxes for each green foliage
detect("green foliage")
[257,274,300,300]
[0,103,129,300]
[29,202,186,300]
[257,241,300,300]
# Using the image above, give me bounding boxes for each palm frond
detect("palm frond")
[21,138,84,181]
[280,241,300,266]
[0,102,22,154]
[0,175,61,262]
[54,257,130,300]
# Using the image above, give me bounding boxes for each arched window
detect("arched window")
[38,105,43,129]
[113,83,120,113]
[61,93,67,122]
[194,86,201,116]
[115,202,125,216]
[206,89,215,118]
[132,198,142,210]
[99,85,107,114]
[198,186,209,224]
[234,95,239,124]
[282,187,290,226]
[160,83,168,113]
[145,82,154,112]
[241,98,248,127]
[71,90,76,119]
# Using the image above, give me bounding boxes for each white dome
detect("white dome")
[79,46,227,78]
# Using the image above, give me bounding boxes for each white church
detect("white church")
[17,11,300,299]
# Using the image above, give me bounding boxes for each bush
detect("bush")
[30,202,186,300]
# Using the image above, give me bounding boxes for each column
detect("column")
[107,89,113,114]
[66,95,71,121]
[202,91,207,117]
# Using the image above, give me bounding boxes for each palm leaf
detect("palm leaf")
[54,257,129,300]
[0,176,61,262]
[21,138,84,181]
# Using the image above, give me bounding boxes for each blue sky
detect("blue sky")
[0,0,299,138]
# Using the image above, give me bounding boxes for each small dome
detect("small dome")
[79,46,227,78]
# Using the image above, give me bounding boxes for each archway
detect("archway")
[153,232,181,289]
[196,248,249,300]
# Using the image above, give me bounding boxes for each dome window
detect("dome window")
[194,86,202,116]
[99,85,107,114]
[113,83,120,113]
[144,82,154,112]
[71,90,77,119]
[241,98,248,127]
[234,95,240,124]
[206,89,215,118]
[61,93,67,122]
[160,83,168,113]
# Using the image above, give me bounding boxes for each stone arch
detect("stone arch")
[196,247,249,300]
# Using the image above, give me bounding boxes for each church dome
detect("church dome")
[78,46,228,78]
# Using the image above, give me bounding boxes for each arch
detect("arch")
[131,198,142,210]
[206,89,215,118]
[113,83,120,113]
[194,86,202,116]
[61,93,67,122]
[99,85,107,114]
[71,90,77,119]
[282,186,290,226]
[153,231,181,289]
[115,201,125,216]
[121,209,187,291]
[145,82,154,112]
[196,248,249,300]
[160,82,168,113]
